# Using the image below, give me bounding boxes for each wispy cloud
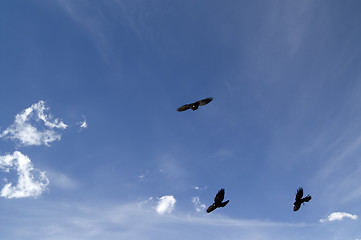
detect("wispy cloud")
[320,212,358,223]
[156,195,176,215]
[193,186,207,191]
[80,121,87,129]
[192,196,206,213]
[0,100,67,147]
[47,171,78,190]
[0,151,49,198]
[0,199,310,240]
[214,149,233,160]
[137,174,146,182]
[264,0,314,55]
[55,0,109,54]
[77,116,88,131]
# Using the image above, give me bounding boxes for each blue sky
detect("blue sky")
[1,0,361,239]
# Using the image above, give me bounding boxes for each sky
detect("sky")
[1,0,361,239]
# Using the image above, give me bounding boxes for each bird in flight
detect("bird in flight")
[206,188,229,213]
[177,97,213,112]
[293,187,312,211]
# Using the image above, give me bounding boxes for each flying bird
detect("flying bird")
[293,187,312,211]
[177,97,213,112]
[206,188,229,213]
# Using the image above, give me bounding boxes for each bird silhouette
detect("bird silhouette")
[177,97,213,112]
[293,187,311,211]
[206,188,229,213]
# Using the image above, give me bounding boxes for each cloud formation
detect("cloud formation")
[192,196,206,212]
[0,100,67,146]
[78,116,87,130]
[47,171,78,190]
[320,212,358,223]
[137,174,145,182]
[0,151,49,198]
[156,195,176,215]
[1,199,309,240]
[80,120,87,129]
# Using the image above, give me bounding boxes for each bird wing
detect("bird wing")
[177,104,191,112]
[198,97,213,106]
[295,188,304,201]
[214,188,225,204]
[206,204,217,213]
[302,195,312,203]
[220,200,229,208]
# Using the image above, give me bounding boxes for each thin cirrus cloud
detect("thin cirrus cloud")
[46,170,78,190]
[192,196,206,213]
[0,100,67,147]
[319,212,358,223]
[1,199,310,240]
[156,195,176,215]
[0,151,49,199]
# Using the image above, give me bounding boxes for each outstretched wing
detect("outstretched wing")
[214,188,225,204]
[295,188,303,201]
[177,104,191,112]
[197,97,213,106]
[220,200,229,208]
[206,204,217,213]
[302,195,312,203]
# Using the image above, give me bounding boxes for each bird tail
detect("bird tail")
[220,200,229,207]
[303,195,312,202]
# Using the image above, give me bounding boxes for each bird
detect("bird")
[293,187,311,211]
[177,97,213,112]
[206,188,229,213]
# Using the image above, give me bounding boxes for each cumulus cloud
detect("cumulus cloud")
[192,196,206,212]
[0,100,67,146]
[320,212,358,223]
[156,195,176,215]
[0,151,49,198]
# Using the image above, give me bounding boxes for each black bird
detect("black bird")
[206,188,229,213]
[177,97,213,112]
[293,187,311,211]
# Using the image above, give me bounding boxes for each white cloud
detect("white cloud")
[137,174,145,182]
[320,212,358,223]
[215,149,233,159]
[156,195,176,215]
[193,186,207,191]
[77,116,87,130]
[192,196,206,213]
[1,199,309,240]
[47,171,78,190]
[0,151,49,198]
[80,121,87,129]
[0,100,67,146]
